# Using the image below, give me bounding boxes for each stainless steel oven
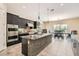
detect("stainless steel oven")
[7,24,19,46]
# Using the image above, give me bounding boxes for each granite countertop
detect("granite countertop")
[21,33,52,40]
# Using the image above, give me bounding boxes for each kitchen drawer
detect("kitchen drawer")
[8,31,18,36]
[8,24,18,28]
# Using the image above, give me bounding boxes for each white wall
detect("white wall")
[0,3,7,51]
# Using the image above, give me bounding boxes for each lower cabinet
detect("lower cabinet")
[22,34,52,56]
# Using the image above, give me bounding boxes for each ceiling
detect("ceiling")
[6,3,79,21]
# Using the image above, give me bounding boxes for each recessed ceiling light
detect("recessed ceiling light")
[60,3,64,6]
[22,6,26,8]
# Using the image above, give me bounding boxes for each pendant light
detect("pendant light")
[37,3,41,28]
[47,8,50,33]
[38,3,40,21]
[47,8,54,33]
[37,3,42,34]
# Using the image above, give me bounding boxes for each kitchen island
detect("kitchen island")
[21,33,52,56]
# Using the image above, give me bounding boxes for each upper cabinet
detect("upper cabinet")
[7,13,36,28]
[19,18,34,28]
[7,13,19,25]
[18,18,27,28]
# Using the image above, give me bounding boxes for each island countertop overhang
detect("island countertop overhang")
[21,33,52,40]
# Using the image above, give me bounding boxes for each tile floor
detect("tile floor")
[38,38,74,56]
[0,43,23,56]
[0,38,78,56]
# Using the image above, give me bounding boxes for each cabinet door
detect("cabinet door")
[7,13,19,25]
[7,13,14,24]
[18,18,26,28]
[22,19,27,28]
[34,21,37,29]
[13,15,19,25]
[18,18,23,28]
[0,10,6,51]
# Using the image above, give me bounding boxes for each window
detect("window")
[54,24,67,32]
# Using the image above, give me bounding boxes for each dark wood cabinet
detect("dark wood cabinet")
[7,13,37,28]
[21,34,52,56]
[18,18,27,28]
[34,21,40,29]
[34,21,37,29]
[7,13,19,25]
